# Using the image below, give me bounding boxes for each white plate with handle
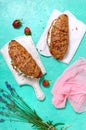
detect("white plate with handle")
[1,36,46,100]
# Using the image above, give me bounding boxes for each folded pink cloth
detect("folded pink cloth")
[52,58,86,113]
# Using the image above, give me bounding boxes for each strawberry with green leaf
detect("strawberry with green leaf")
[12,19,22,28]
[42,79,50,87]
[24,27,31,35]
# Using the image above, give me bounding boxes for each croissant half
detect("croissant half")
[47,14,69,60]
[8,40,43,78]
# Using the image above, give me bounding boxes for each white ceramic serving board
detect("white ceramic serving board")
[0,36,46,100]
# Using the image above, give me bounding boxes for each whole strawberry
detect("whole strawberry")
[12,19,22,28]
[42,80,50,87]
[24,27,31,35]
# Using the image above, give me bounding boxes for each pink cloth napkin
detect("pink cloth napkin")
[52,58,86,113]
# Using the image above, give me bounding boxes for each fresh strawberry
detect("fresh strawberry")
[24,27,31,35]
[42,80,50,87]
[12,19,22,28]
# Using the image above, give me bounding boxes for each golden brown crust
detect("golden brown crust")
[8,40,43,78]
[47,14,69,60]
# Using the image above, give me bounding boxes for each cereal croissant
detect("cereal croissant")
[47,14,69,60]
[8,40,43,78]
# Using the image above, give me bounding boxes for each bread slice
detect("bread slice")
[8,40,43,78]
[47,14,69,60]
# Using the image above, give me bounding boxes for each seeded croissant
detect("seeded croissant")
[47,14,69,60]
[8,40,43,78]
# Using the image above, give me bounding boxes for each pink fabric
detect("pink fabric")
[52,58,86,113]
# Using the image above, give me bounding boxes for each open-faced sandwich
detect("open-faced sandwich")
[8,40,43,78]
[47,14,69,60]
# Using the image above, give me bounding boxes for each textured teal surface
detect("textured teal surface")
[0,0,86,130]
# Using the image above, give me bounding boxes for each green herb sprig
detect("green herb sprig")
[0,82,69,130]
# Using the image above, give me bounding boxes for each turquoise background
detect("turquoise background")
[0,0,86,130]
